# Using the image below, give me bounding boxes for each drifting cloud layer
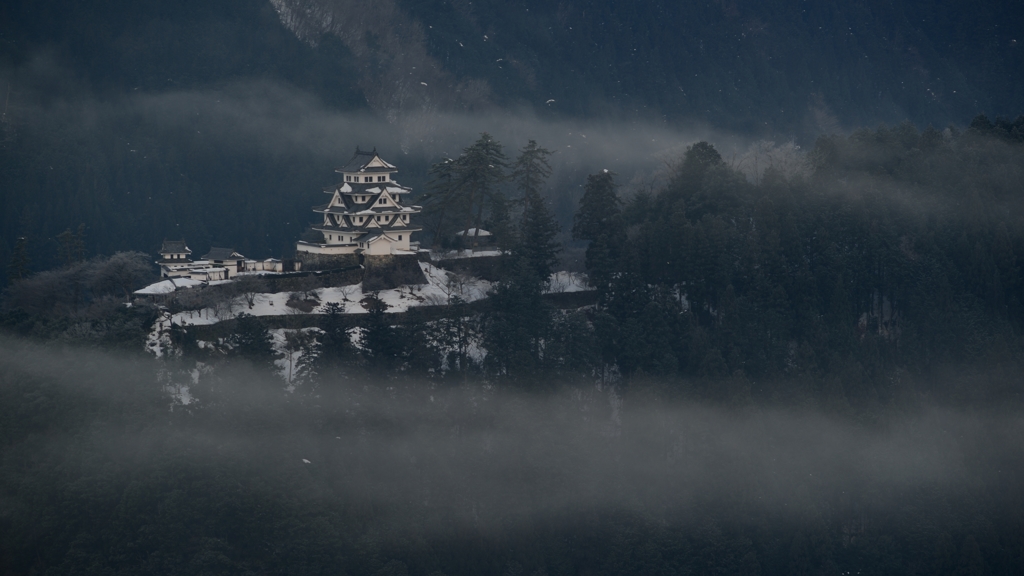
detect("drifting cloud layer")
[2,334,1021,535]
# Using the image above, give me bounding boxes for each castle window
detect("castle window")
[364,176,372,182]
[378,176,385,182]
[398,235,403,241]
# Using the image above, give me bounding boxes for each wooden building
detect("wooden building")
[295,148,422,257]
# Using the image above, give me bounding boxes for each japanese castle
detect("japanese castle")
[296,148,421,256]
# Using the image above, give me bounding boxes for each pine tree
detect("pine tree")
[482,258,551,382]
[514,140,561,281]
[456,133,509,248]
[316,301,352,371]
[422,157,459,248]
[572,170,621,241]
[230,313,276,370]
[512,140,553,200]
[6,236,30,283]
[573,170,623,293]
[425,135,509,250]
[519,190,561,282]
[487,191,516,253]
[361,294,402,372]
[56,224,87,266]
[294,333,322,387]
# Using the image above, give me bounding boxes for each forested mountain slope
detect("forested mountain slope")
[4,1,1022,129]
[1,0,1022,277]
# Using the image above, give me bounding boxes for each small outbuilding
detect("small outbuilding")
[202,247,246,278]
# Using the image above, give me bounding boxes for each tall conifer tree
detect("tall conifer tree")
[422,157,459,247]
[513,140,560,281]
[573,170,623,293]
[457,133,508,248]
[6,236,30,283]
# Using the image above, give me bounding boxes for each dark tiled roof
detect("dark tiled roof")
[336,148,397,173]
[314,224,358,232]
[318,206,359,215]
[160,240,191,254]
[324,182,413,197]
[341,182,410,192]
[358,230,385,242]
[315,203,417,215]
[203,247,244,261]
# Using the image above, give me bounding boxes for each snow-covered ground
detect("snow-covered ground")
[134,277,204,295]
[149,262,493,336]
[145,262,594,360]
[547,271,590,293]
[145,311,175,358]
[429,248,503,260]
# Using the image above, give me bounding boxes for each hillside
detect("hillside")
[2,1,1023,277]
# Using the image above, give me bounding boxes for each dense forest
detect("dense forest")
[3,118,1024,575]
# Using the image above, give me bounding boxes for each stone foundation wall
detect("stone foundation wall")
[294,252,360,271]
[264,269,363,292]
[296,253,427,290]
[362,254,428,291]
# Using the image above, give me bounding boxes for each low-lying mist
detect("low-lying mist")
[3,334,1021,539]
[3,53,754,191]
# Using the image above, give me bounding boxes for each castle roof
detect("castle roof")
[337,148,397,174]
[314,203,419,215]
[160,240,191,254]
[324,182,412,194]
[313,224,356,233]
[203,247,245,261]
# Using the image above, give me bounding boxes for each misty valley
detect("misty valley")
[3,121,1024,576]
[3,0,1024,574]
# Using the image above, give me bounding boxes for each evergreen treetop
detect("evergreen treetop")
[512,140,553,198]
[572,170,621,242]
[514,141,560,281]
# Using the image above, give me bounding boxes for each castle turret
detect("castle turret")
[296,148,421,256]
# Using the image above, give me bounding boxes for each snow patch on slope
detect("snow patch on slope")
[151,262,491,332]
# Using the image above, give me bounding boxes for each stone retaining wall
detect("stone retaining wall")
[294,252,360,271]
[363,254,428,291]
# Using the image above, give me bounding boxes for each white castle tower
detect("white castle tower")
[296,148,422,256]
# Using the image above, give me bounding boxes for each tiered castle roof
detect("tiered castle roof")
[310,148,421,251]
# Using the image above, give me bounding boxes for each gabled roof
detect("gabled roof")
[160,240,191,254]
[134,277,204,295]
[358,230,391,243]
[327,181,412,195]
[336,147,397,174]
[314,225,361,234]
[203,247,245,261]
